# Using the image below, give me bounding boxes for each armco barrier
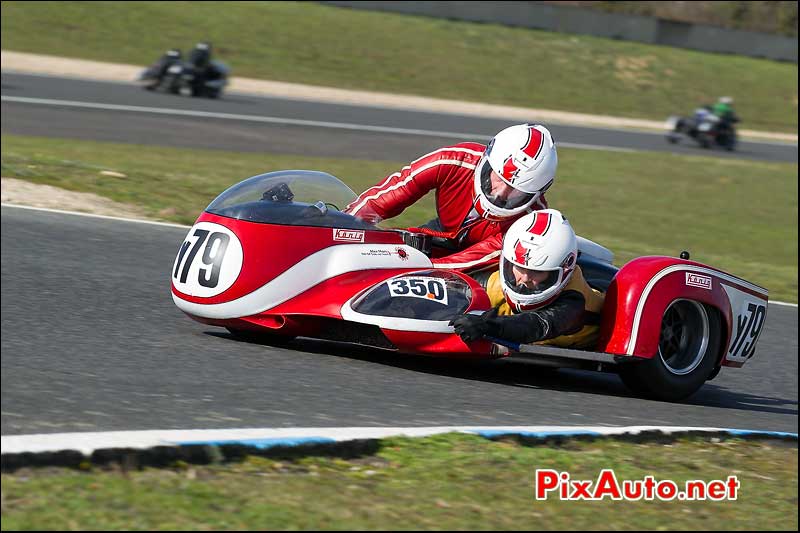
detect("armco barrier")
[321,1,797,63]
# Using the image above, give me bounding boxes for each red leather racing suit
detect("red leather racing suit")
[344,142,548,273]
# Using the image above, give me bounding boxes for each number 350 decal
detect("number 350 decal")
[172,222,243,297]
[388,277,449,306]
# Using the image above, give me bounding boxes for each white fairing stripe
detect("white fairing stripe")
[626,265,768,356]
[173,244,432,319]
[433,249,501,270]
[349,159,477,215]
[340,305,454,333]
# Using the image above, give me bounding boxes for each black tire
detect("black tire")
[163,75,181,94]
[225,327,295,346]
[619,301,721,402]
[699,134,712,149]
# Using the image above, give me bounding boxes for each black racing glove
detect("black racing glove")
[449,308,500,342]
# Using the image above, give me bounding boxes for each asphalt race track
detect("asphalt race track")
[1,206,797,435]
[1,71,797,436]
[2,72,797,163]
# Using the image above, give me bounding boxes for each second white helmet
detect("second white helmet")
[500,209,577,311]
[473,124,558,220]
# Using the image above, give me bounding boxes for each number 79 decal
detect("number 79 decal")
[722,284,768,363]
[172,222,243,297]
[728,302,767,361]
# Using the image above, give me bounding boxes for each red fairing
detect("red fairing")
[267,269,421,318]
[461,272,494,312]
[181,267,495,358]
[377,272,493,357]
[597,256,767,364]
[171,212,404,304]
[381,329,494,358]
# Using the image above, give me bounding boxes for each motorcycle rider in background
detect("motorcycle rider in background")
[345,124,558,274]
[710,96,740,133]
[449,209,605,349]
[187,42,213,94]
[144,48,182,89]
[711,96,738,124]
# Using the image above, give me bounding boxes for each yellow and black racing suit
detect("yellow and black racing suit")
[482,265,605,349]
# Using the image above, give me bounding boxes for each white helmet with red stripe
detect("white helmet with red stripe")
[473,124,558,221]
[500,209,577,311]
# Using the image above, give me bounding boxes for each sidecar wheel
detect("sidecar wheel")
[619,300,721,402]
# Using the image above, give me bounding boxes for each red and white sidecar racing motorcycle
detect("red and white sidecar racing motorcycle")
[171,171,769,401]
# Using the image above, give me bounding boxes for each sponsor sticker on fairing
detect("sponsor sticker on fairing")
[685,272,712,290]
[333,228,365,243]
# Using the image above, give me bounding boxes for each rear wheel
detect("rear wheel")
[619,300,721,401]
[723,133,737,151]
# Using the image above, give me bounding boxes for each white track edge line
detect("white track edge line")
[1,202,190,228]
[2,425,796,455]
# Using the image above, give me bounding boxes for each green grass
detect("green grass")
[1,434,797,530]
[1,1,797,132]
[2,133,796,302]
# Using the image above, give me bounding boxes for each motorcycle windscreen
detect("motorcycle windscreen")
[205,169,377,230]
[351,270,472,321]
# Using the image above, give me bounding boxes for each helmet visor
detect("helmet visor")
[501,258,561,296]
[479,160,536,211]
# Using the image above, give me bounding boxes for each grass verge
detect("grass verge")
[1,1,797,132]
[1,433,797,530]
[2,134,796,302]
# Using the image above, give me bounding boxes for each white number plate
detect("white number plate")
[387,277,449,306]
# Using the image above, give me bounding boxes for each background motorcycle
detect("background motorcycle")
[665,108,737,151]
[137,51,229,98]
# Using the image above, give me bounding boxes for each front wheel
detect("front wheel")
[619,300,721,402]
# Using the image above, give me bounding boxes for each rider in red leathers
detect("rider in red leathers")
[344,124,558,274]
